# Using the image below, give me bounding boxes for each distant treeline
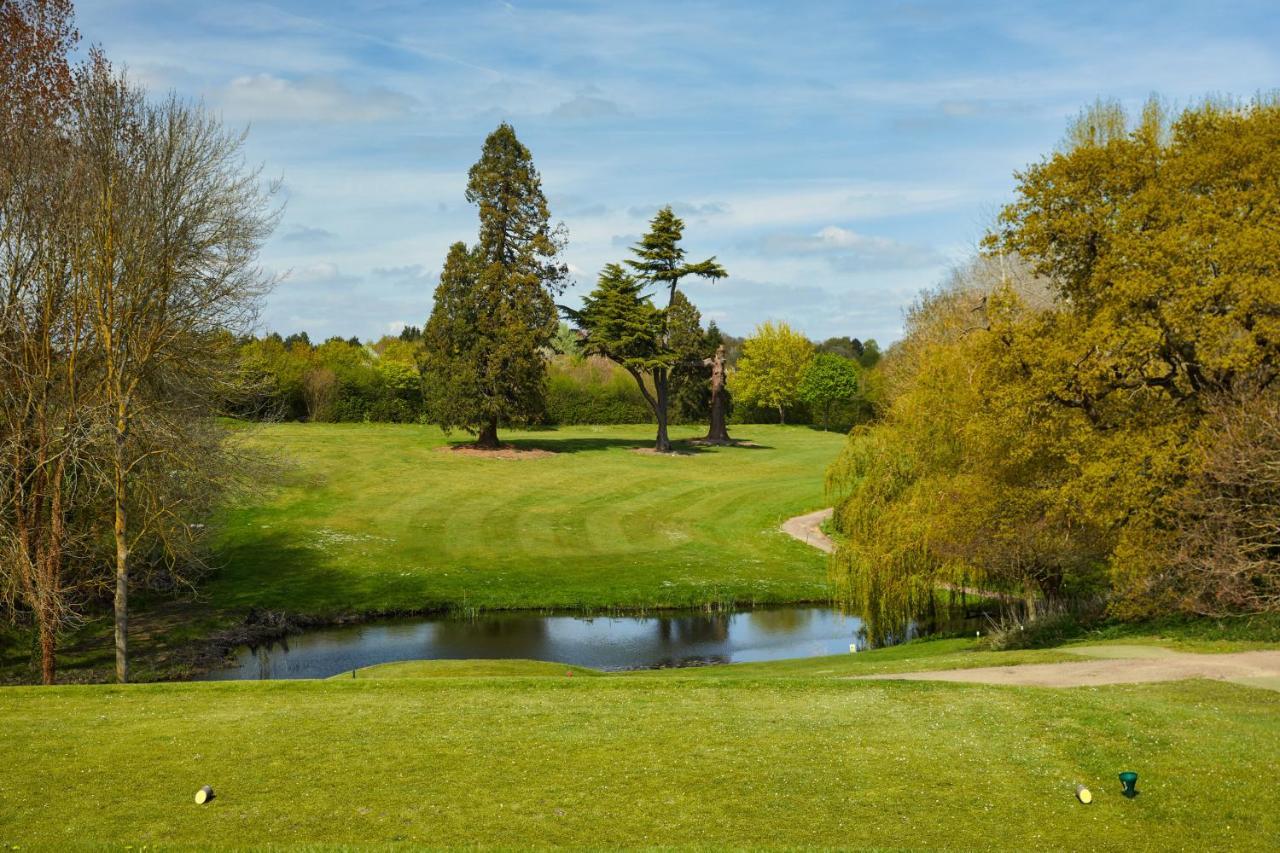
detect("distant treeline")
[231,325,880,430]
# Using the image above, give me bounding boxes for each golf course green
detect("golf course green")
[2,636,1277,848]
[2,423,1278,848]
[209,422,843,614]
[1,422,846,682]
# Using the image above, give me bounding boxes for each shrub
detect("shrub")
[544,356,653,425]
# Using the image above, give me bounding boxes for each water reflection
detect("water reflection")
[205,607,865,681]
[747,607,813,635]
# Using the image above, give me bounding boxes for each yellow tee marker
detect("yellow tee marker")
[1075,784,1092,804]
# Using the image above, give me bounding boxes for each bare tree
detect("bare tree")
[302,367,337,422]
[2,6,276,684]
[0,0,103,685]
[1168,386,1280,615]
[73,59,277,682]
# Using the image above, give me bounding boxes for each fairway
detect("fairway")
[2,642,1277,848]
[210,423,843,614]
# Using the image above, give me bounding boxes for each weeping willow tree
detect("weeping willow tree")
[825,265,1005,643]
[825,256,1110,642]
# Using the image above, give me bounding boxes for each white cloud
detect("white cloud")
[550,94,624,121]
[752,226,944,272]
[280,224,337,245]
[216,74,416,123]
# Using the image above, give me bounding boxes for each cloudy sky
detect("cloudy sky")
[80,0,1280,344]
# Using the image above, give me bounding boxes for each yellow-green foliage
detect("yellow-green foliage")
[730,320,814,423]
[544,354,654,424]
[829,96,1280,625]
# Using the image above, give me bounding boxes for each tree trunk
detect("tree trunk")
[702,345,732,444]
[778,404,785,425]
[823,403,830,431]
[113,423,129,684]
[114,490,129,684]
[39,607,56,685]
[476,418,500,449]
[654,376,672,453]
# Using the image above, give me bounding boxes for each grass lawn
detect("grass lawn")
[1,422,844,683]
[208,422,843,614]
[3,639,1277,848]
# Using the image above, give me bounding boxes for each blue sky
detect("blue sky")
[81,1,1280,344]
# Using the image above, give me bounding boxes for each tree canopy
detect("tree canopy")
[731,321,814,424]
[571,207,725,451]
[798,353,860,431]
[829,96,1280,637]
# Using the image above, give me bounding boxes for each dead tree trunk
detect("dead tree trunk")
[702,345,732,444]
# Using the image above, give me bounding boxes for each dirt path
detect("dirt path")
[856,645,1280,691]
[778,512,1280,692]
[779,508,1017,601]
[781,507,836,553]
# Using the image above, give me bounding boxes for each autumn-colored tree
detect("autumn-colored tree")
[829,96,1280,638]
[0,0,92,685]
[986,95,1280,616]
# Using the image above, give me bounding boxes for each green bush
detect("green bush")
[544,356,653,425]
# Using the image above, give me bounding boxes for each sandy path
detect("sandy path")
[780,507,836,553]
[780,508,1016,600]
[855,645,1280,691]
[778,512,1280,692]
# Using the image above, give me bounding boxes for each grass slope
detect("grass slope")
[2,644,1277,849]
[210,423,843,614]
[3,423,844,682]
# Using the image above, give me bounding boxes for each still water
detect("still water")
[205,607,870,680]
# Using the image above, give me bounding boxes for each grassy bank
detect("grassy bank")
[2,423,844,683]
[211,422,841,614]
[2,638,1277,848]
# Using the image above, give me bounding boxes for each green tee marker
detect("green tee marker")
[1119,771,1139,798]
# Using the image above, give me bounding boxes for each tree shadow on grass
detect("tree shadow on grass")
[469,435,775,454]
[207,529,378,612]
[483,436,652,454]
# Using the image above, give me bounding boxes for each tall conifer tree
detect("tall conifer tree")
[422,124,566,447]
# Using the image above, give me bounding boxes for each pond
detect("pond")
[204,606,888,680]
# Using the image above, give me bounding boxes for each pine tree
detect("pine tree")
[571,263,666,384]
[422,123,566,447]
[422,242,483,431]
